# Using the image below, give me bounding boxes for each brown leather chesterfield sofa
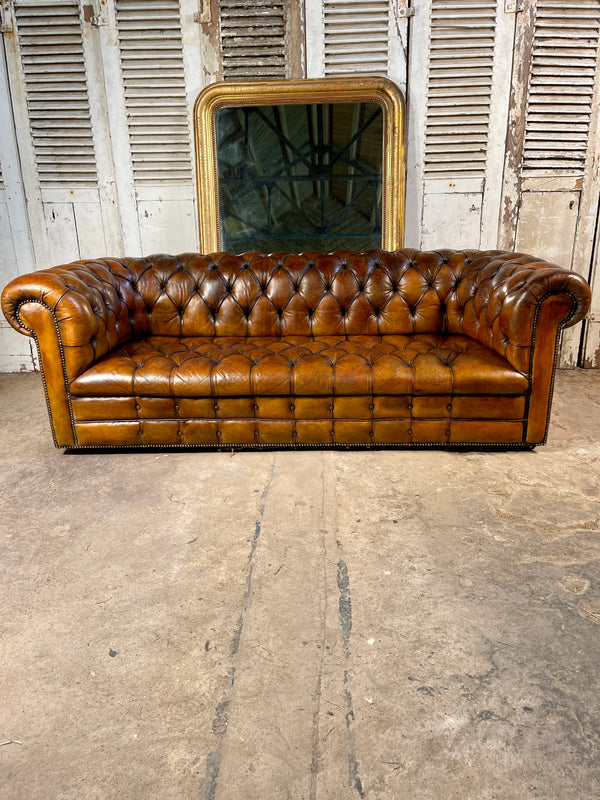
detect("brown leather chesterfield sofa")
[1,249,591,450]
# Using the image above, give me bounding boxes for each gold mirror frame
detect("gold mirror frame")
[193,76,406,253]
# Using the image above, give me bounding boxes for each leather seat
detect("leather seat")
[68,333,529,398]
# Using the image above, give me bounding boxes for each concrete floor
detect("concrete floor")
[0,370,599,800]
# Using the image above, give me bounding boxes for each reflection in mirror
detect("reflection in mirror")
[215,102,383,253]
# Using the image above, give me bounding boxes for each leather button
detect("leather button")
[174,403,180,411]
[369,404,375,411]
[369,431,374,438]
[447,403,452,411]
[407,403,413,410]
[214,403,219,411]
[177,429,183,438]
[254,403,259,411]
[408,428,413,435]
[290,403,295,412]
[135,403,141,411]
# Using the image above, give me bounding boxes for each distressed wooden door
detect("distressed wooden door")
[1,0,203,263]
[0,28,37,370]
[405,0,516,250]
[499,0,600,367]
[1,0,123,265]
[95,0,202,254]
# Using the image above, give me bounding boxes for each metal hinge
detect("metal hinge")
[397,2,415,17]
[82,3,106,25]
[505,0,524,11]
[0,0,12,33]
[0,1,12,32]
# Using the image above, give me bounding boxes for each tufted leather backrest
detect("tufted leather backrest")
[129,250,467,338]
[3,249,589,382]
[123,250,588,375]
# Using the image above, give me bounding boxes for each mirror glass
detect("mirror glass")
[215,102,383,253]
[194,78,405,253]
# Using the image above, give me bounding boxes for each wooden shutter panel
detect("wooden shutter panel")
[406,0,514,249]
[115,0,193,185]
[13,0,98,188]
[500,0,600,368]
[219,0,287,79]
[323,0,390,75]
[423,0,497,179]
[522,0,600,174]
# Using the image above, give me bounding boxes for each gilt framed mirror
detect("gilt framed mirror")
[194,77,405,254]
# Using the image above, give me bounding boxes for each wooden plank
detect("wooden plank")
[0,320,38,373]
[421,191,483,250]
[137,199,197,254]
[73,201,107,259]
[422,177,484,194]
[95,0,142,254]
[515,191,580,267]
[521,174,583,191]
[480,1,517,247]
[499,0,536,250]
[582,320,600,368]
[44,202,80,263]
[79,1,123,255]
[405,0,432,247]
[0,196,18,282]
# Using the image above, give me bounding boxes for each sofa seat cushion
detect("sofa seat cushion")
[69,334,528,398]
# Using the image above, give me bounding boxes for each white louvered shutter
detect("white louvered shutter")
[98,0,201,254]
[501,0,600,367]
[521,0,599,175]
[13,1,97,188]
[322,0,390,76]
[405,0,515,249]
[115,0,193,185]
[423,1,497,180]
[2,0,122,264]
[305,0,407,90]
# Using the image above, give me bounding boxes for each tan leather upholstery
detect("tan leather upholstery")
[2,250,591,449]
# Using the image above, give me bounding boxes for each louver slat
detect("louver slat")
[522,0,600,175]
[14,1,98,188]
[220,0,286,79]
[323,0,389,75]
[424,0,497,178]
[115,0,193,184]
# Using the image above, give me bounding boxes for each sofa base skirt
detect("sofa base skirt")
[66,393,531,447]
[70,416,528,448]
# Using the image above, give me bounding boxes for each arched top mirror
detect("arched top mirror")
[194,77,405,254]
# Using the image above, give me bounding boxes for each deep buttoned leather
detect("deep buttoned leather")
[69,334,528,398]
[2,250,591,448]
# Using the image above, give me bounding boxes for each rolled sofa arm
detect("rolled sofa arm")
[444,250,591,443]
[1,259,147,446]
[444,250,591,374]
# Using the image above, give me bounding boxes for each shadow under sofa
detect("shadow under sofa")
[1,249,591,450]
